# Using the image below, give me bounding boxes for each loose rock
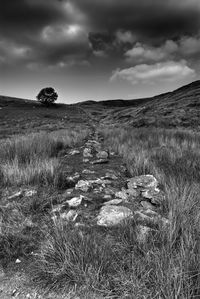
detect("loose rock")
[96,151,109,159]
[97,205,133,227]
[127,175,158,190]
[75,180,92,192]
[83,148,93,158]
[67,196,84,208]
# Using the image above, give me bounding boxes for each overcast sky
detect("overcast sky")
[1,0,200,103]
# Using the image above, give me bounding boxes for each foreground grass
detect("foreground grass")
[0,127,89,266]
[0,128,89,187]
[32,127,200,298]
[1,126,200,298]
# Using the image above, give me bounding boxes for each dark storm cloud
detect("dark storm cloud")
[0,0,91,67]
[73,0,200,43]
[1,0,200,70]
[0,0,67,41]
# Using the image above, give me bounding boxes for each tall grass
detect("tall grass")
[0,128,89,186]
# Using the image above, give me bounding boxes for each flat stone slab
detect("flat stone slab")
[127,175,158,190]
[97,205,133,227]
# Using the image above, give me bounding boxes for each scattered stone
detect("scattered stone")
[65,172,81,187]
[103,199,123,205]
[115,190,129,201]
[96,150,109,159]
[69,149,80,155]
[15,259,21,264]
[67,196,84,208]
[126,188,140,198]
[127,175,158,190]
[75,180,92,192]
[141,187,160,199]
[97,205,133,227]
[91,159,109,165]
[83,148,93,158]
[82,169,95,174]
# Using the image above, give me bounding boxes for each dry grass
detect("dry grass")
[1,126,200,297]
[0,128,89,187]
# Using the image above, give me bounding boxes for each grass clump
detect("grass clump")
[0,128,89,187]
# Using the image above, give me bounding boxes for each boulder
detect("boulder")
[127,175,158,190]
[67,196,84,208]
[75,180,92,192]
[115,189,129,201]
[96,151,109,159]
[83,148,93,158]
[97,205,133,227]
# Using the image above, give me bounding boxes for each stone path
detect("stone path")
[52,131,170,242]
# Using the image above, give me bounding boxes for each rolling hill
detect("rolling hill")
[80,80,200,129]
[1,80,200,139]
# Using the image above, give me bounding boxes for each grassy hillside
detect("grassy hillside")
[0,95,89,139]
[80,80,200,129]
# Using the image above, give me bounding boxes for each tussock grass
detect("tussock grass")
[0,128,89,186]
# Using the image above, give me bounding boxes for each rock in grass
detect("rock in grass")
[115,190,129,201]
[97,205,133,227]
[83,147,93,158]
[75,180,92,192]
[127,175,158,190]
[67,196,84,208]
[96,150,109,159]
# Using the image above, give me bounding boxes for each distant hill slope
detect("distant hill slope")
[0,96,88,138]
[1,80,200,137]
[79,80,200,129]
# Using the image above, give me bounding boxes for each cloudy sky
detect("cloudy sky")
[1,0,200,103]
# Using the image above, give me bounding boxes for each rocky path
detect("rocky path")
[52,130,170,233]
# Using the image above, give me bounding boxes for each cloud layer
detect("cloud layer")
[111,61,196,84]
[1,0,200,100]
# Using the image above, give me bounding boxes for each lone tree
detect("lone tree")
[36,87,58,105]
